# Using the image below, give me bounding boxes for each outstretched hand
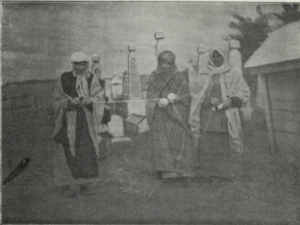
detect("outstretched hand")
[167,93,179,103]
[71,98,81,106]
[158,98,169,108]
[223,98,232,110]
[210,98,221,106]
[82,97,92,105]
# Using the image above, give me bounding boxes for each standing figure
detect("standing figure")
[146,50,197,179]
[91,54,102,79]
[52,52,105,197]
[189,46,251,154]
[91,53,112,160]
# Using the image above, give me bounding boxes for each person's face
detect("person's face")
[211,51,224,67]
[72,61,89,75]
[161,59,171,69]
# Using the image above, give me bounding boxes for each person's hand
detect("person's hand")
[223,98,232,110]
[82,97,92,105]
[158,98,169,108]
[167,93,179,103]
[210,98,221,106]
[71,97,81,106]
[71,97,85,107]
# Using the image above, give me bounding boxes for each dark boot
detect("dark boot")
[80,184,95,195]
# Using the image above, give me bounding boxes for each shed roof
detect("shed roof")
[244,21,300,68]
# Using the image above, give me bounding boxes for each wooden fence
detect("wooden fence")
[2,80,56,147]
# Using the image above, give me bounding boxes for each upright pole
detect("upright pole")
[128,44,135,99]
[154,30,164,57]
[128,51,132,98]
[155,39,161,57]
[260,74,277,154]
[197,44,207,73]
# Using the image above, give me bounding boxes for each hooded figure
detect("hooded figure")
[189,46,251,153]
[146,50,197,179]
[52,52,105,197]
[91,54,102,79]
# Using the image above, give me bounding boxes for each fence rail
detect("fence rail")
[2,93,53,132]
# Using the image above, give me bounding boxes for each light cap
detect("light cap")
[71,52,89,62]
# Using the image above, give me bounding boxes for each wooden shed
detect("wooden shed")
[244,22,300,162]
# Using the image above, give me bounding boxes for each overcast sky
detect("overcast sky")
[2,2,284,83]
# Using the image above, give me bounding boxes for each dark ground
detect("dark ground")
[2,109,300,224]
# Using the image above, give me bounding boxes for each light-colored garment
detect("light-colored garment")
[52,71,105,157]
[189,46,251,153]
[91,62,102,79]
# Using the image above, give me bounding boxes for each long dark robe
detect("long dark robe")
[146,69,197,176]
[54,71,98,179]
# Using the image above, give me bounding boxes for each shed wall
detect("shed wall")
[267,70,300,161]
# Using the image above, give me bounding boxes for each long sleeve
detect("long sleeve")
[201,91,211,108]
[52,76,70,139]
[162,73,191,125]
[171,73,191,107]
[146,74,158,127]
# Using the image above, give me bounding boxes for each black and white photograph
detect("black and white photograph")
[1,1,300,224]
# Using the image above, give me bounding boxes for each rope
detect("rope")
[108,98,161,103]
[171,101,213,138]
[23,98,161,116]
[24,96,213,138]
[109,98,214,138]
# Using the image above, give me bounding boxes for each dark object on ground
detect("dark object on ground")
[101,107,111,124]
[3,157,31,185]
[61,186,76,198]
[80,185,95,195]
[98,131,114,160]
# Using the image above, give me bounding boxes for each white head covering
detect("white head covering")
[91,54,100,62]
[91,54,101,78]
[71,52,89,62]
[70,52,91,96]
[200,46,231,76]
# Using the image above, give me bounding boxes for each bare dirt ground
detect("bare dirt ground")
[2,110,300,224]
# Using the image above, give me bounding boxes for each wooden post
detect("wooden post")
[155,40,159,57]
[128,44,135,99]
[229,40,242,75]
[260,74,277,154]
[197,44,207,73]
[128,51,132,98]
[154,30,164,56]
